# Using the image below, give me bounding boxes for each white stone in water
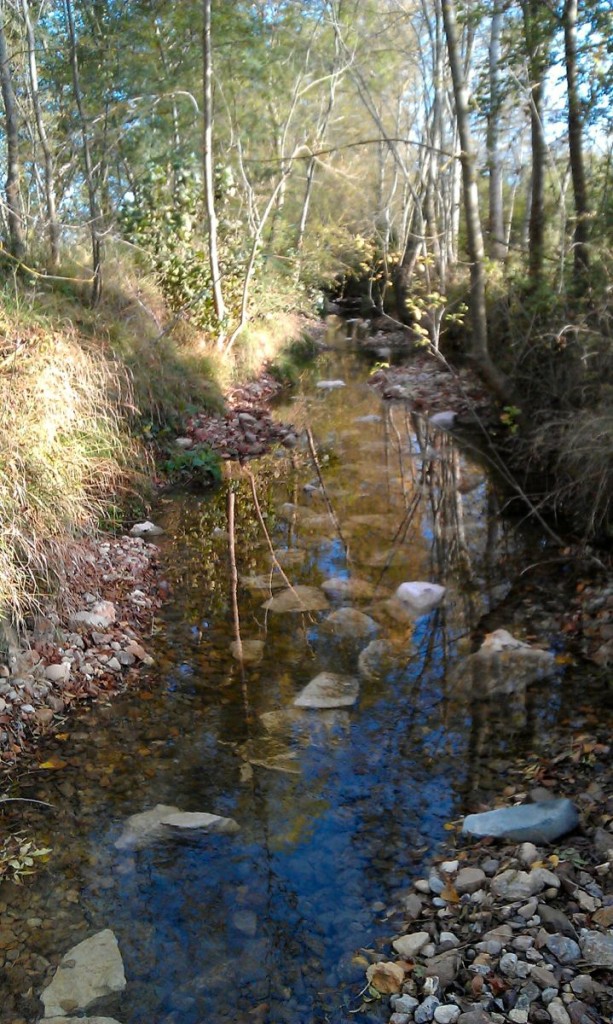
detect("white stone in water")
[160,811,240,834]
[129,520,164,537]
[41,930,126,1018]
[451,629,556,697]
[462,798,579,843]
[358,639,402,681]
[429,410,457,429]
[115,803,239,849]
[395,582,446,615]
[294,672,359,709]
[316,379,346,389]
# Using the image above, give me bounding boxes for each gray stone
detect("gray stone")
[41,930,126,1018]
[393,994,420,1013]
[316,379,345,389]
[518,842,540,866]
[500,952,519,976]
[44,662,70,683]
[491,870,540,900]
[579,929,613,967]
[400,893,424,921]
[455,867,486,894]
[293,672,359,709]
[160,811,240,835]
[545,934,581,965]
[392,930,430,958]
[425,951,461,989]
[538,906,578,938]
[358,639,402,681]
[451,629,556,698]
[69,601,116,630]
[592,827,613,858]
[115,804,239,850]
[508,1011,528,1024]
[542,988,559,1005]
[130,520,164,536]
[462,799,579,844]
[395,582,446,615]
[547,998,571,1024]
[321,576,375,600]
[44,1019,123,1024]
[434,1008,461,1024]
[415,996,441,1023]
[429,411,457,430]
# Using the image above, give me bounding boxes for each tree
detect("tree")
[0,2,26,261]
[202,0,225,327]
[562,0,590,289]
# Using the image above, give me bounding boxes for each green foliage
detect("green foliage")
[163,445,222,487]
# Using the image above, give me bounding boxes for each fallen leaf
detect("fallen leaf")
[440,884,460,903]
[38,757,67,770]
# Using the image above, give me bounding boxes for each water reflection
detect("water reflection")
[4,349,576,1024]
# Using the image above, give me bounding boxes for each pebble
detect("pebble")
[579,929,613,966]
[455,867,486,894]
[545,934,581,965]
[414,995,441,1023]
[434,1007,461,1024]
[548,998,572,1024]
[392,994,420,1013]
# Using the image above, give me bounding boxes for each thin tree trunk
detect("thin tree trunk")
[0,6,26,261]
[487,5,506,260]
[441,0,509,399]
[522,0,547,289]
[202,0,225,328]
[563,0,589,289]
[20,0,60,268]
[64,0,102,305]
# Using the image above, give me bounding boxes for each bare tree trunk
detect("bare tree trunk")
[202,0,225,328]
[20,0,60,268]
[563,0,589,289]
[64,0,102,305]
[0,5,26,261]
[441,0,509,400]
[521,0,547,290]
[487,5,506,260]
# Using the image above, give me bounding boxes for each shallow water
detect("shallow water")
[1,347,596,1024]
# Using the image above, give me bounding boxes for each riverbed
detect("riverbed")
[0,345,602,1024]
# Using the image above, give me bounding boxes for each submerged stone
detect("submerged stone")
[321,576,376,601]
[294,671,359,709]
[395,581,446,615]
[160,811,240,835]
[41,929,126,1018]
[230,639,265,663]
[463,798,579,843]
[262,585,329,613]
[323,607,379,638]
[451,629,556,697]
[115,803,240,849]
[358,639,404,680]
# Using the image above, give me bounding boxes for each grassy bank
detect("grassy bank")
[0,258,306,629]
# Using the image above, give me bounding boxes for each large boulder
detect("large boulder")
[462,798,579,843]
[115,804,240,850]
[294,672,359,709]
[41,930,126,1018]
[451,629,556,697]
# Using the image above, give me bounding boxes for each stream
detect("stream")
[1,343,598,1024]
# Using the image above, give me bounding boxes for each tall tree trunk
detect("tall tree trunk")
[563,0,589,289]
[441,0,509,399]
[20,0,60,269]
[64,0,102,305]
[487,5,506,260]
[202,0,225,328]
[0,5,26,261]
[521,0,547,289]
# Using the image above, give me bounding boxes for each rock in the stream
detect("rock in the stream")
[358,639,403,680]
[262,585,329,613]
[395,582,446,615]
[321,576,376,601]
[41,929,126,1018]
[115,803,239,849]
[129,520,164,537]
[323,607,379,638]
[230,639,265,663]
[451,628,556,697]
[294,672,359,709]
[462,798,579,843]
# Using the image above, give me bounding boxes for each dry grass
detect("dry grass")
[0,299,143,623]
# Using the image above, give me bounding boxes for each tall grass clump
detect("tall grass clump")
[0,293,143,623]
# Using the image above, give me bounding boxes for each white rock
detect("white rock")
[463,799,579,844]
[41,929,126,1018]
[518,841,539,866]
[434,1007,461,1024]
[429,410,457,430]
[316,379,346,389]
[129,520,164,536]
[115,804,239,850]
[160,811,240,835]
[392,931,430,958]
[174,437,193,449]
[294,672,359,709]
[395,582,446,615]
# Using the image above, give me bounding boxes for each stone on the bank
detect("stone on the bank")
[395,581,446,615]
[130,520,164,537]
[491,870,540,900]
[455,867,486,894]
[415,996,441,1023]
[538,904,577,937]
[579,929,613,967]
[547,999,571,1024]
[518,842,540,866]
[293,672,359,709]
[316,379,346,389]
[545,933,581,964]
[323,607,379,638]
[392,994,420,1013]
[44,1019,124,1024]
[462,798,579,843]
[392,930,430,958]
[452,628,556,697]
[434,1007,461,1024]
[366,960,405,994]
[262,585,329,613]
[45,662,70,683]
[41,929,126,1018]
[69,600,116,630]
[425,951,461,989]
